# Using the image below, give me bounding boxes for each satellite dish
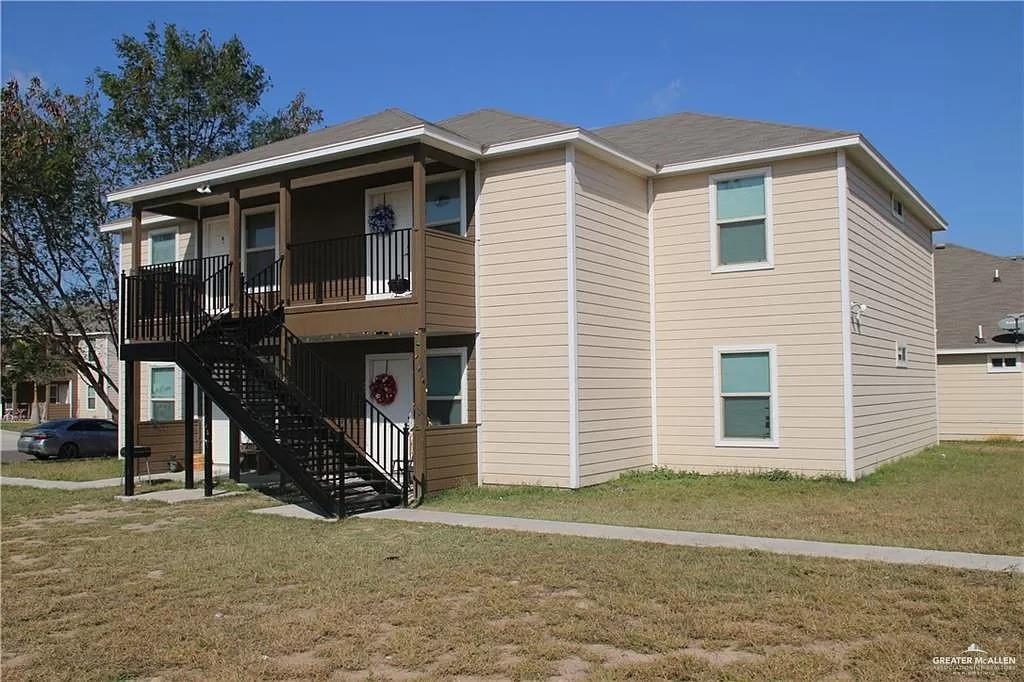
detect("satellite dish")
[998,315,1023,332]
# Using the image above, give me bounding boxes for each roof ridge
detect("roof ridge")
[438,107,575,131]
[937,242,1024,262]
[596,110,853,137]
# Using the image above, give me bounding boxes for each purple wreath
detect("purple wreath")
[368,203,396,233]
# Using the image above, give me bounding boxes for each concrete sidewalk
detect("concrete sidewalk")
[0,471,189,490]
[363,508,1024,574]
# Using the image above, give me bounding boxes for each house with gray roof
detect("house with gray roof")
[934,243,1023,440]
[103,106,947,516]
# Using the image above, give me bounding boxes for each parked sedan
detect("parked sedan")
[17,419,118,459]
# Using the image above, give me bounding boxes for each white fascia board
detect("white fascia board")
[657,135,947,232]
[937,347,1022,356]
[99,213,182,234]
[483,129,657,176]
[106,125,482,205]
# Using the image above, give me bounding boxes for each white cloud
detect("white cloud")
[644,78,682,116]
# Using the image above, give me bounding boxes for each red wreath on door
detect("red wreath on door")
[369,372,398,406]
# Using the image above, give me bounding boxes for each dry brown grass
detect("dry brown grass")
[430,441,1024,555]
[2,484,1021,681]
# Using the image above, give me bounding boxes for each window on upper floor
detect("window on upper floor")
[243,209,278,282]
[150,230,176,265]
[715,347,778,447]
[896,341,909,368]
[989,354,1021,373]
[711,168,773,272]
[426,172,466,236]
[890,193,905,222]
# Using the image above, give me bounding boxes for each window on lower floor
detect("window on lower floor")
[989,354,1021,373]
[716,348,777,445]
[427,352,466,425]
[48,383,67,404]
[86,385,96,410]
[150,366,175,422]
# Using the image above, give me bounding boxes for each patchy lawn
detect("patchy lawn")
[430,441,1024,555]
[1,485,1021,681]
[0,456,122,482]
[1,421,35,432]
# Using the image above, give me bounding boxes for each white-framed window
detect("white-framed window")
[890,193,905,222]
[86,385,96,410]
[988,354,1021,373]
[896,341,909,368]
[426,348,468,426]
[425,171,467,236]
[710,167,773,273]
[242,207,278,282]
[714,345,778,447]
[150,366,175,423]
[47,382,68,405]
[149,229,177,265]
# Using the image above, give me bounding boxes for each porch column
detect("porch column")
[229,423,240,482]
[228,188,242,310]
[130,204,142,274]
[278,180,292,304]
[203,394,214,496]
[183,376,194,489]
[411,147,428,496]
[123,361,135,496]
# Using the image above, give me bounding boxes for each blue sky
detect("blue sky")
[3,2,1022,254]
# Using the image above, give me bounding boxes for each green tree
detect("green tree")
[1,77,120,417]
[98,23,323,184]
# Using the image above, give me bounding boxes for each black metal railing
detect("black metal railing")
[289,229,412,304]
[122,255,233,343]
[240,254,285,319]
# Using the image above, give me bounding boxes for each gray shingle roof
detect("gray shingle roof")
[594,112,854,167]
[118,108,431,194]
[114,107,856,197]
[437,108,574,146]
[934,243,1024,348]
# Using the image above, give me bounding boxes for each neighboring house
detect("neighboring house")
[103,107,946,516]
[933,243,1023,440]
[3,332,119,423]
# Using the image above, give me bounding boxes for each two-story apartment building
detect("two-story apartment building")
[104,108,945,516]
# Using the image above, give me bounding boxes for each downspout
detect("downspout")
[647,178,659,468]
[565,144,580,489]
[837,150,856,481]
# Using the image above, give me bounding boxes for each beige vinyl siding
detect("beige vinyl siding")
[425,230,476,333]
[938,354,1024,440]
[73,336,118,420]
[573,151,652,485]
[651,153,846,476]
[477,149,570,486]
[847,160,937,474]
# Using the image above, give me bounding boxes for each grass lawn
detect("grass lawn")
[1,485,1020,681]
[0,456,122,482]
[1,421,36,432]
[430,441,1024,555]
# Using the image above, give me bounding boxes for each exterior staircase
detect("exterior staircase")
[123,255,411,517]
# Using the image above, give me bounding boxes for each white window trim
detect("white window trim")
[896,340,909,369]
[86,385,97,411]
[149,364,176,423]
[426,347,469,426]
[988,353,1022,374]
[709,166,774,274]
[241,205,281,290]
[148,226,179,266]
[425,170,468,237]
[713,344,779,448]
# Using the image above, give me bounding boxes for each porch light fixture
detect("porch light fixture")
[195,184,212,194]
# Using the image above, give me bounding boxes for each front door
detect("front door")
[365,353,413,466]
[203,217,230,312]
[365,183,412,299]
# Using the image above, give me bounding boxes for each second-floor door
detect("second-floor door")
[365,182,412,299]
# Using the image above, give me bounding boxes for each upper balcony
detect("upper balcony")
[117,142,476,341]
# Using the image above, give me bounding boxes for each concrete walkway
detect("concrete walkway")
[0,471,189,490]
[364,508,1024,574]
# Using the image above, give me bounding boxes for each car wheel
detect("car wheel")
[58,443,79,459]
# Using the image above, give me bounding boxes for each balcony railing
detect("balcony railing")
[289,229,412,304]
[123,255,232,343]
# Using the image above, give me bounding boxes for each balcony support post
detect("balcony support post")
[184,376,195,489]
[228,188,242,311]
[411,146,428,499]
[278,180,292,305]
[122,360,135,496]
[130,204,142,274]
[203,394,214,497]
